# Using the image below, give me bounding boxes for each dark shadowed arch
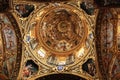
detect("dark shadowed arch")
[35,74,86,80]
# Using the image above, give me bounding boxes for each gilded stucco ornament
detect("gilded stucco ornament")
[12,1,98,80]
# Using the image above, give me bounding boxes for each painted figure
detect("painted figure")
[2,56,16,78]
[22,60,38,78]
[15,4,34,17]
[23,64,33,77]
[3,27,16,50]
[101,18,113,49]
[80,0,94,15]
[0,14,18,80]
[82,59,96,76]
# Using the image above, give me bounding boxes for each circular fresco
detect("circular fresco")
[38,5,87,53]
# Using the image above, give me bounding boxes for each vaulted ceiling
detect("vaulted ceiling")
[0,0,120,80]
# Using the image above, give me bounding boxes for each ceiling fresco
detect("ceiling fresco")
[37,4,88,55]
[95,8,120,80]
[80,0,95,15]
[15,4,34,18]
[0,13,22,80]
[1,0,120,80]
[15,1,97,80]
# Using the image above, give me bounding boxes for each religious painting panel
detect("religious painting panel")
[15,4,34,17]
[82,58,96,76]
[0,13,22,80]
[80,0,95,15]
[2,55,16,77]
[96,9,117,79]
[101,10,114,49]
[39,8,86,52]
[0,14,17,78]
[2,27,17,50]
[22,60,38,79]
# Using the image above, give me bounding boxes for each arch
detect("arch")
[0,12,22,79]
[95,8,117,80]
[35,73,86,80]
